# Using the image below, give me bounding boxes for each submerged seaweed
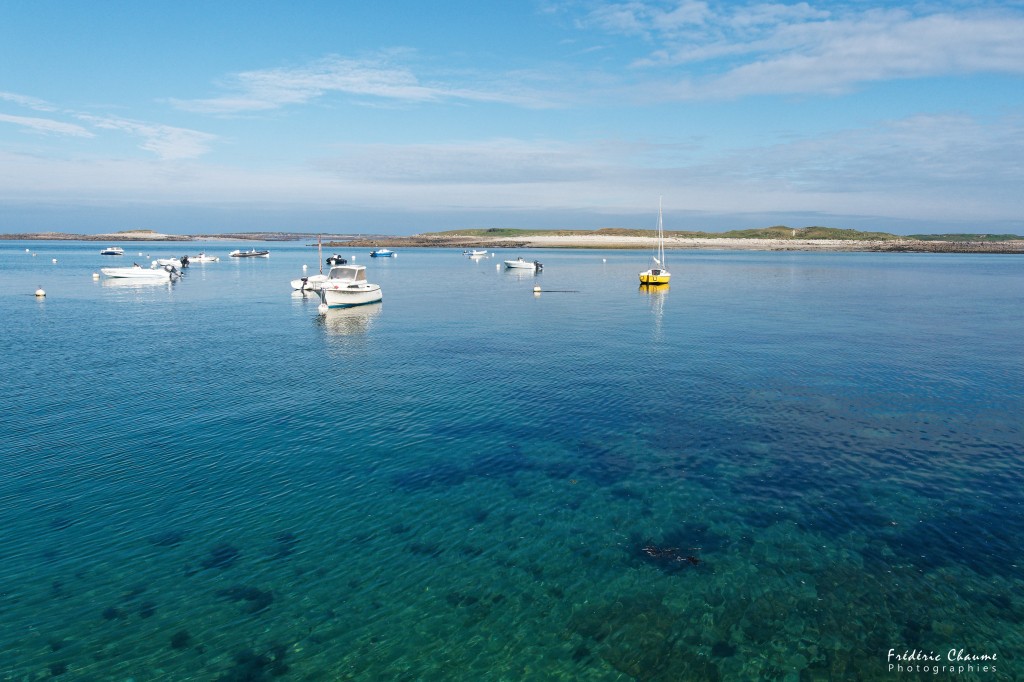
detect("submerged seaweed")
[217,585,274,614]
[270,531,298,559]
[149,529,187,547]
[201,543,240,569]
[217,644,288,681]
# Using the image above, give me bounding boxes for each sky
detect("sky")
[2,0,1023,235]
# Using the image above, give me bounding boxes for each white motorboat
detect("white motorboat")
[230,249,270,258]
[370,249,394,257]
[291,273,328,292]
[318,265,382,308]
[101,264,179,280]
[464,249,489,257]
[504,257,543,270]
[154,257,184,269]
[100,246,124,256]
[190,252,220,262]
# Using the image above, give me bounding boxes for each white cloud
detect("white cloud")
[0,91,58,111]
[312,138,627,184]
[584,3,1024,97]
[1,110,1020,226]
[0,112,93,137]
[172,53,555,114]
[76,115,217,160]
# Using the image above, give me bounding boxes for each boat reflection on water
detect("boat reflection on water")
[100,277,175,289]
[638,283,669,295]
[317,304,382,336]
[503,267,541,280]
[638,283,668,339]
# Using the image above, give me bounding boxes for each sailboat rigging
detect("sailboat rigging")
[639,197,671,286]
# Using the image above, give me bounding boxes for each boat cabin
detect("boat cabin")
[326,265,368,283]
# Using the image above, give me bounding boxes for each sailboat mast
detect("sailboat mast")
[657,196,665,267]
[318,234,323,274]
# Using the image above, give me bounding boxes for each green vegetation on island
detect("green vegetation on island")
[427,226,1024,241]
[907,233,1024,242]
[430,226,908,240]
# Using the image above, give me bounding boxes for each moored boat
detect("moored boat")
[100,246,124,256]
[291,273,328,292]
[318,265,382,308]
[326,254,347,265]
[639,198,670,285]
[370,249,394,257]
[464,249,489,257]
[154,257,185,269]
[230,249,270,258]
[504,257,543,270]
[101,264,179,280]
[190,252,220,262]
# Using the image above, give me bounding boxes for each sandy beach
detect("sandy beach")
[4,230,1023,253]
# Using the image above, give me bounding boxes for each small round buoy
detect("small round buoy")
[302,264,308,270]
[92,272,100,279]
[602,258,607,263]
[533,286,542,293]
[25,248,30,252]
[317,303,328,315]
[52,258,58,264]
[35,287,46,297]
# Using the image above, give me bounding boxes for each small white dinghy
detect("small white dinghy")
[101,264,179,280]
[291,273,328,292]
[503,257,543,270]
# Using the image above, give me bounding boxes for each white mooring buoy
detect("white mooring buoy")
[52,258,58,264]
[35,287,46,297]
[533,286,542,293]
[318,303,328,315]
[92,272,100,279]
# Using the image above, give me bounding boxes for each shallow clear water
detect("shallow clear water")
[1,241,1022,680]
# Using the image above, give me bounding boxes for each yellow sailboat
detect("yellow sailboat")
[639,197,670,285]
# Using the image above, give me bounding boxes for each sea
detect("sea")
[1,240,1021,681]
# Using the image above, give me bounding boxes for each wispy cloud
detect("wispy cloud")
[76,115,217,160]
[313,138,625,184]
[0,112,93,137]
[172,52,556,114]
[579,3,1024,98]
[0,91,58,112]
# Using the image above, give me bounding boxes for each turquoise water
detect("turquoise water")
[1,241,1022,680]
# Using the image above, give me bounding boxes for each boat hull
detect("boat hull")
[321,284,383,308]
[504,259,542,270]
[639,270,670,285]
[101,267,174,279]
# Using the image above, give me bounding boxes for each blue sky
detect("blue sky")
[2,0,1023,235]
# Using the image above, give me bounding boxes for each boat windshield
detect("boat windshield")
[327,266,366,282]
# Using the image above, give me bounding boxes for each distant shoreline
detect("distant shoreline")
[3,230,1023,253]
